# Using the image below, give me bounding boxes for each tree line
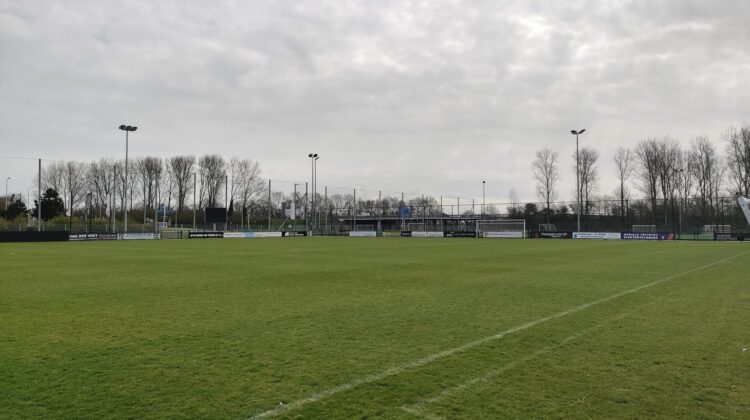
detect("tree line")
[531,124,750,224]
[31,155,264,223]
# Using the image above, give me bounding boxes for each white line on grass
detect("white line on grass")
[399,311,635,419]
[249,250,749,419]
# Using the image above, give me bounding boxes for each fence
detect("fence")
[1,155,748,237]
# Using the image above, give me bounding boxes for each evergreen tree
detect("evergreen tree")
[33,188,65,221]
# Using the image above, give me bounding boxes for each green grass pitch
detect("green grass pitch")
[1,238,749,418]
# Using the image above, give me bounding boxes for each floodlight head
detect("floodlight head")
[571,130,577,135]
[308,153,313,157]
[131,126,137,131]
[119,125,127,130]
[579,129,586,134]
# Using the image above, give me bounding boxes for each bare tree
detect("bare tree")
[532,148,559,223]
[725,125,750,197]
[87,159,116,218]
[168,155,195,214]
[134,157,163,223]
[655,138,680,225]
[635,139,661,221]
[63,161,86,225]
[613,147,634,220]
[43,161,66,197]
[198,154,226,208]
[232,158,264,228]
[507,188,520,216]
[576,147,599,216]
[674,148,693,220]
[690,137,722,214]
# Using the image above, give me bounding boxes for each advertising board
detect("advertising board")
[621,232,675,240]
[572,232,621,240]
[411,231,445,238]
[484,231,524,238]
[444,231,476,238]
[529,231,573,239]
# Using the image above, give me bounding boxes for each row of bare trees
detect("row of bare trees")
[41,155,264,223]
[532,124,750,223]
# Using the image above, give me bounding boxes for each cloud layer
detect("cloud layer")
[1,0,748,202]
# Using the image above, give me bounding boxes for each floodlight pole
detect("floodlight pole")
[308,153,318,234]
[673,168,684,239]
[192,173,197,229]
[571,129,586,232]
[482,180,486,219]
[37,160,42,231]
[4,177,10,211]
[119,124,138,232]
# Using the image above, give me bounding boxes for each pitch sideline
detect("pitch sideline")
[249,250,749,419]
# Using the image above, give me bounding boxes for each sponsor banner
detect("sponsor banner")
[621,232,675,241]
[188,231,224,239]
[411,231,445,238]
[400,231,412,237]
[445,231,477,238]
[383,231,402,237]
[118,233,159,240]
[714,232,748,241]
[572,232,621,240]
[349,231,377,237]
[282,231,308,237]
[70,233,118,241]
[253,232,283,238]
[529,231,573,239]
[223,232,252,238]
[484,231,524,238]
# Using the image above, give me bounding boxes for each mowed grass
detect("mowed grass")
[0,238,748,419]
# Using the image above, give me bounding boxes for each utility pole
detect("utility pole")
[571,129,586,232]
[119,124,138,232]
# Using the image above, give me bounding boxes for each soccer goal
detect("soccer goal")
[703,224,731,234]
[632,224,657,233]
[539,223,557,232]
[740,197,750,226]
[477,219,526,238]
[353,224,375,231]
[407,222,426,232]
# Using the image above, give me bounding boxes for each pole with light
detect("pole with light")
[673,168,684,239]
[118,124,137,232]
[482,180,486,219]
[570,129,586,232]
[4,177,10,211]
[308,153,318,233]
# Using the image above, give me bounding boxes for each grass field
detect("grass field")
[1,238,749,419]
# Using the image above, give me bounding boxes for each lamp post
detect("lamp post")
[118,124,137,232]
[4,177,10,211]
[570,129,586,232]
[482,181,486,218]
[308,153,318,233]
[192,172,197,230]
[673,168,684,239]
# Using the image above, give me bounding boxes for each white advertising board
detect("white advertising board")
[411,231,445,238]
[252,232,283,238]
[483,231,524,238]
[572,232,621,240]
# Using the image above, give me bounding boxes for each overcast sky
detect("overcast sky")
[1,0,748,203]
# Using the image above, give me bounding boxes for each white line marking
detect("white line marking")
[249,250,748,418]
[399,311,635,418]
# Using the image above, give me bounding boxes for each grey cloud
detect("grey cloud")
[1,0,748,203]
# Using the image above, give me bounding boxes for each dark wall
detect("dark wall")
[0,231,70,242]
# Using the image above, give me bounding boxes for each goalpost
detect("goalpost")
[632,224,657,233]
[738,197,750,226]
[476,219,526,238]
